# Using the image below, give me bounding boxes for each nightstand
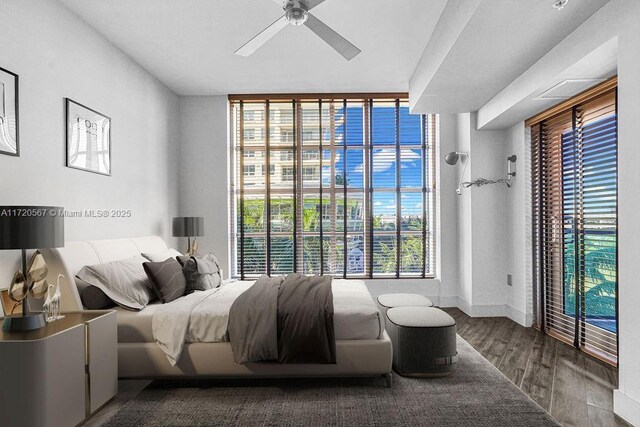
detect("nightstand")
[0,311,117,427]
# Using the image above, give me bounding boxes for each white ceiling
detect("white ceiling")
[410,0,612,114]
[59,0,447,95]
[480,39,617,129]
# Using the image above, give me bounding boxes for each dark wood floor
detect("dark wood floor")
[86,310,630,427]
[443,308,629,427]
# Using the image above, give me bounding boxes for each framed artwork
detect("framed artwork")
[66,98,111,175]
[0,66,19,157]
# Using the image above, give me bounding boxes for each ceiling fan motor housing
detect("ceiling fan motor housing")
[285,0,309,26]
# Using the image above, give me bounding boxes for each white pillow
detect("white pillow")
[141,248,183,263]
[76,256,153,311]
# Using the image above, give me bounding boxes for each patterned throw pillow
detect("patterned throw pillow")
[143,258,187,303]
[177,253,222,293]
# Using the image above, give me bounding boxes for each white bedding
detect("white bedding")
[152,279,383,365]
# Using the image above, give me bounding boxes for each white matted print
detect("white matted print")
[0,66,19,157]
[66,98,111,175]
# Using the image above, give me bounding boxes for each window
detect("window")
[281,129,294,143]
[243,165,255,176]
[280,151,293,161]
[302,129,319,142]
[244,110,263,121]
[529,78,618,364]
[230,96,437,279]
[303,166,319,181]
[244,128,263,141]
[282,166,294,182]
[302,150,320,161]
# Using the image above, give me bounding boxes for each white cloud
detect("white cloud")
[325,149,421,174]
[372,149,396,172]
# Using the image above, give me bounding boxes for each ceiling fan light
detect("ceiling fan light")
[285,4,308,26]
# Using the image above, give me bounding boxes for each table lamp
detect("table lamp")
[172,216,204,256]
[0,206,64,332]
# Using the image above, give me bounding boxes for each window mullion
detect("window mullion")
[239,101,245,280]
[576,105,587,348]
[293,100,300,273]
[421,114,427,278]
[265,100,271,276]
[571,104,580,348]
[365,99,372,278]
[330,102,337,275]
[395,99,401,279]
[343,99,348,279]
[319,100,324,275]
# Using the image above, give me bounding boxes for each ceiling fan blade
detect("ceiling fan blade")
[304,13,361,60]
[235,15,289,57]
[306,0,328,10]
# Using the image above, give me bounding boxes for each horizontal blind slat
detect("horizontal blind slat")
[531,84,617,365]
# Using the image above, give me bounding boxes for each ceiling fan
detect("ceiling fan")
[235,0,361,60]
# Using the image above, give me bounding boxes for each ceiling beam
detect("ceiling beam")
[408,0,482,114]
[476,0,619,130]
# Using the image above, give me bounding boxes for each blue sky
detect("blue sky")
[323,105,425,216]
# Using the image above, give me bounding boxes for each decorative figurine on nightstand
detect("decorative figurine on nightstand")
[44,274,65,322]
[43,283,53,322]
[53,274,64,320]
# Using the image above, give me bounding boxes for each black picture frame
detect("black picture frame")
[65,98,111,176]
[0,66,20,157]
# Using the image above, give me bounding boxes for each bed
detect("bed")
[41,236,393,385]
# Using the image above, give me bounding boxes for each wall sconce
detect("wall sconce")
[445,153,517,195]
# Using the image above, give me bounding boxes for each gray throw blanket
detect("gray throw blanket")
[228,273,336,365]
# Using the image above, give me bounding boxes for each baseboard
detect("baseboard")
[614,390,640,426]
[506,306,533,327]
[439,297,532,327]
[437,295,460,308]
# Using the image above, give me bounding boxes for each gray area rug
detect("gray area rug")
[104,336,559,426]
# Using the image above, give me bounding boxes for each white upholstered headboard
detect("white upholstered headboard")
[40,236,168,311]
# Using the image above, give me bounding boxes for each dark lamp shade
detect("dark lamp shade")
[0,206,65,249]
[172,217,204,237]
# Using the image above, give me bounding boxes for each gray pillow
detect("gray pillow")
[143,258,187,303]
[141,248,183,263]
[76,256,153,311]
[178,253,222,293]
[80,283,116,310]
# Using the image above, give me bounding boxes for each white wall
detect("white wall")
[467,114,510,311]
[614,0,640,424]
[454,113,473,306]
[437,113,461,304]
[505,122,533,326]
[177,96,230,278]
[0,0,179,292]
[447,113,517,319]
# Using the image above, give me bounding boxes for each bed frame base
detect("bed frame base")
[118,335,393,386]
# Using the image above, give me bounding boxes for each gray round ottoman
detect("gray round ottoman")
[377,293,434,320]
[386,306,457,377]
